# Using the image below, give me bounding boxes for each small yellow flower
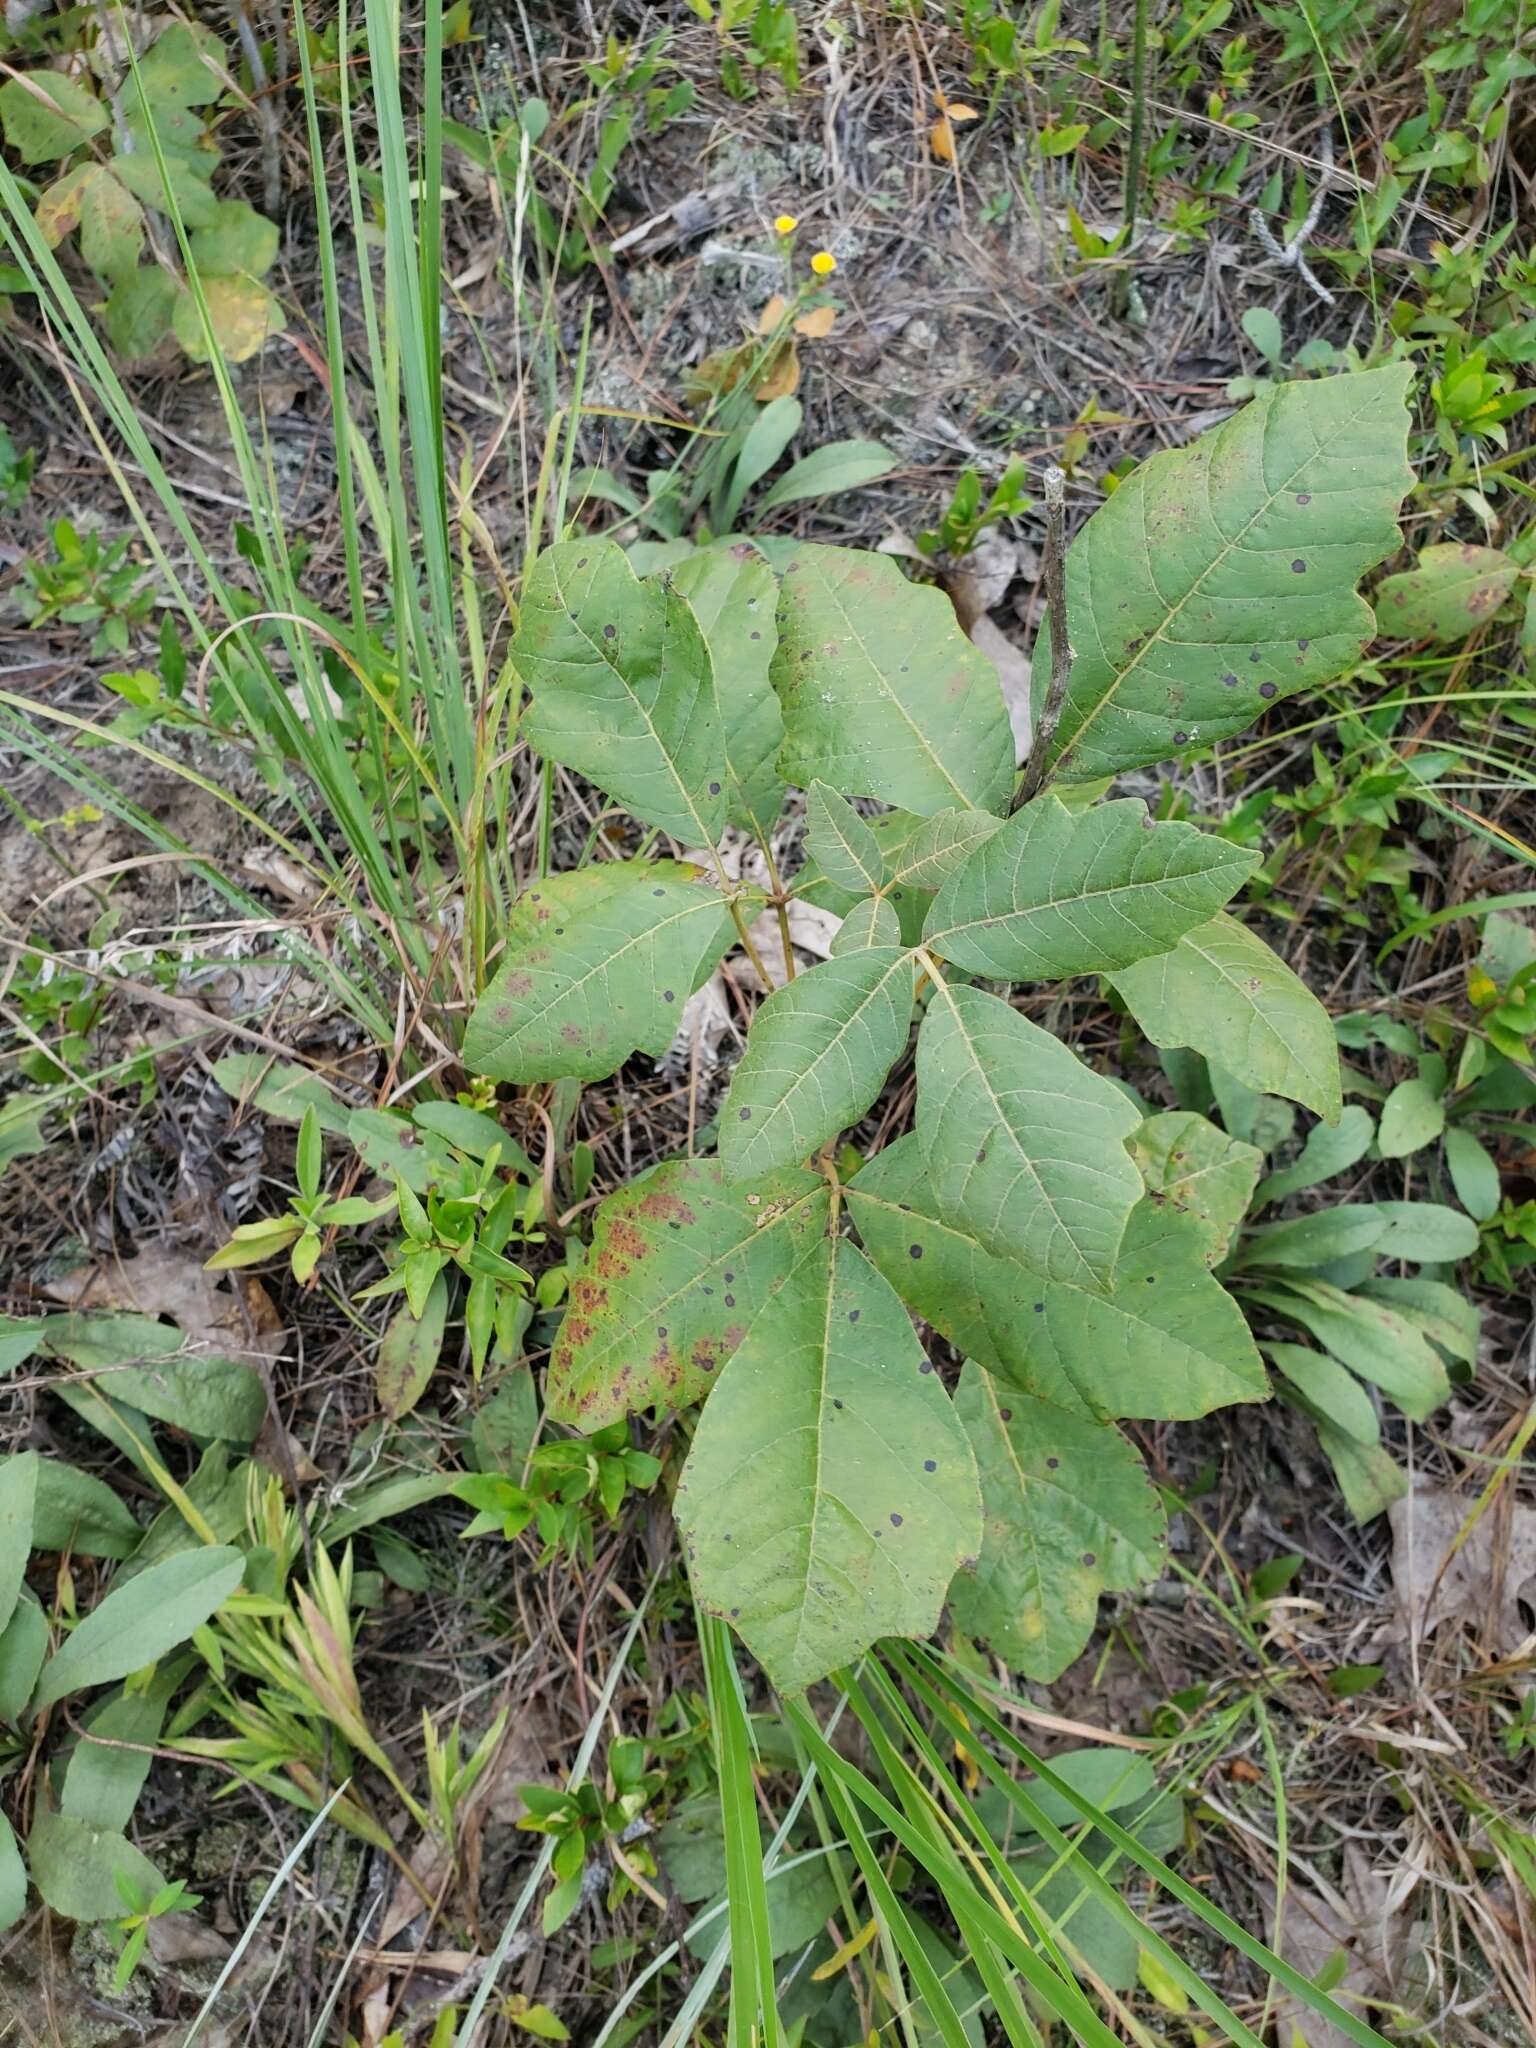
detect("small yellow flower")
[774,213,799,234]
[810,249,837,276]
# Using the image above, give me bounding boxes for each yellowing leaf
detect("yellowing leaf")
[929,96,978,163]
[35,163,97,244]
[173,274,285,363]
[811,1916,880,1980]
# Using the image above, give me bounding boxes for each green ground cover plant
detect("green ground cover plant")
[465,364,1416,1697]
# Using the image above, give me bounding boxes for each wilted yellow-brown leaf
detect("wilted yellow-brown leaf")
[173,274,285,363]
[794,303,837,339]
[757,292,789,332]
[929,95,979,164]
[754,338,800,401]
[34,162,99,246]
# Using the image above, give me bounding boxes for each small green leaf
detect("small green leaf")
[1370,1201,1479,1264]
[1326,1662,1385,1698]
[295,1103,323,1201]
[0,1813,24,1933]
[211,1053,349,1133]
[548,1160,829,1428]
[1267,1342,1379,1444]
[1255,1104,1375,1206]
[925,795,1258,980]
[1374,543,1518,642]
[515,539,727,843]
[346,1108,451,1194]
[464,862,745,1083]
[32,1547,245,1711]
[0,1319,45,1374]
[848,1140,1267,1421]
[916,981,1142,1284]
[0,1593,48,1723]
[754,438,896,516]
[806,781,885,895]
[1110,912,1342,1122]
[1039,365,1414,781]
[0,73,110,164]
[830,895,903,954]
[773,546,1015,816]
[61,1687,165,1831]
[666,547,784,834]
[719,947,914,1182]
[1443,1125,1501,1222]
[949,1369,1166,1681]
[1129,1111,1262,1258]
[0,1452,37,1637]
[1315,1421,1406,1522]
[1247,1279,1449,1419]
[26,1805,164,1923]
[1377,1076,1446,1158]
[674,1234,980,1693]
[375,1273,449,1422]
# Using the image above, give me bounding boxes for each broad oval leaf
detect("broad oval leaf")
[40,1313,266,1442]
[26,1804,164,1923]
[884,806,1005,889]
[1039,365,1413,781]
[548,1160,829,1428]
[719,947,915,1182]
[949,1369,1166,1681]
[464,862,746,1083]
[925,795,1258,979]
[1267,1342,1380,1446]
[7,1456,141,1559]
[773,546,1015,816]
[915,982,1142,1284]
[1,73,110,164]
[1129,1110,1262,1259]
[515,539,727,842]
[848,1138,1267,1420]
[674,1235,981,1694]
[32,1546,245,1712]
[667,546,784,834]
[1443,1125,1501,1223]
[1110,912,1342,1123]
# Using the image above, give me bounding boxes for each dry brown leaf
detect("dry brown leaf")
[754,338,800,401]
[1386,1482,1536,1656]
[1268,1850,1397,2048]
[757,292,789,332]
[146,1912,231,1966]
[45,1248,284,1365]
[929,96,979,163]
[943,563,1034,766]
[794,303,837,339]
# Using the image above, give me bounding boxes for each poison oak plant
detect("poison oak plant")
[464,365,1417,1695]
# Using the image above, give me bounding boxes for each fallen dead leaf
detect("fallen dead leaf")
[1268,1849,1398,2048]
[1386,1483,1536,1657]
[929,95,979,164]
[944,561,1034,767]
[45,1247,284,1367]
[146,1912,232,1966]
[793,303,837,339]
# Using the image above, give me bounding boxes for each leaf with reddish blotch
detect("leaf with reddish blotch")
[548,1160,829,1429]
